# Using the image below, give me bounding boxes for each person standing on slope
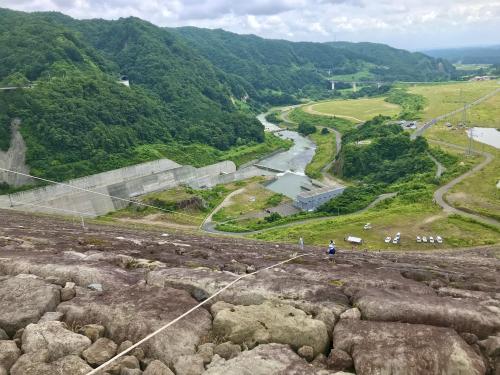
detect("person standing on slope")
[328,240,336,262]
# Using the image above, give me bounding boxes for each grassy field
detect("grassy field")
[251,201,499,250]
[212,178,289,223]
[405,80,499,121]
[288,109,355,133]
[305,97,400,122]
[305,130,337,179]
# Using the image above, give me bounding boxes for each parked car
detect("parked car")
[392,237,399,244]
[416,236,421,243]
[436,236,443,244]
[363,223,372,230]
[429,236,435,243]
[384,236,391,243]
[422,236,428,243]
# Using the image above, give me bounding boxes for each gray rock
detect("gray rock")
[214,342,241,360]
[311,353,327,368]
[118,340,133,353]
[78,324,105,342]
[38,311,64,323]
[478,335,500,357]
[82,337,118,366]
[212,301,329,356]
[58,285,211,364]
[143,360,174,375]
[0,329,8,340]
[173,354,204,375]
[197,342,215,364]
[298,345,315,362]
[461,332,479,345]
[333,320,486,375]
[121,368,142,375]
[61,287,76,301]
[204,343,326,374]
[53,355,93,375]
[0,366,6,375]
[65,282,76,289]
[0,275,61,336]
[88,283,103,292]
[327,349,353,371]
[22,321,91,361]
[0,340,21,371]
[339,308,361,320]
[131,347,145,361]
[10,352,91,375]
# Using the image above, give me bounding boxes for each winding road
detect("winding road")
[430,140,498,227]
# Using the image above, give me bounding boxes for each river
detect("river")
[255,113,317,199]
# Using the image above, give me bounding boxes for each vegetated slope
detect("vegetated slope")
[175,27,456,101]
[0,8,263,180]
[424,45,500,64]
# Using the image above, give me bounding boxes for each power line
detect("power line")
[86,251,310,375]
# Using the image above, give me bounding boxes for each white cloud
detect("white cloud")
[0,0,499,49]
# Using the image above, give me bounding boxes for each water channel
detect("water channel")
[255,113,317,199]
[467,127,500,149]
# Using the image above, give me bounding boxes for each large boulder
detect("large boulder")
[0,340,20,371]
[21,321,91,361]
[204,343,335,374]
[0,275,60,336]
[143,360,174,375]
[332,320,486,375]
[212,301,329,356]
[354,288,500,338]
[58,284,211,364]
[10,351,91,375]
[82,337,117,366]
[173,354,204,375]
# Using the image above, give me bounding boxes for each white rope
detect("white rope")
[86,252,310,374]
[0,167,201,220]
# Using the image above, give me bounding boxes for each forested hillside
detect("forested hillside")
[176,27,456,100]
[0,8,455,182]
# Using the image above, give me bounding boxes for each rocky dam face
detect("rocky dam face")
[0,209,499,375]
[0,119,33,187]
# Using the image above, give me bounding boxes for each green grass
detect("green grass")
[288,108,355,133]
[305,130,337,179]
[406,80,499,121]
[305,97,400,122]
[251,201,499,250]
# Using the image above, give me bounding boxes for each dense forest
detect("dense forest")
[0,8,455,182]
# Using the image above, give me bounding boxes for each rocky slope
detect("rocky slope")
[0,209,499,374]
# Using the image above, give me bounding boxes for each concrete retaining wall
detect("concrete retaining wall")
[0,159,238,217]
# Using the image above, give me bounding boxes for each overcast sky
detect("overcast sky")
[1,0,499,50]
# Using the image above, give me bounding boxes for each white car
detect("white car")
[384,237,391,243]
[436,236,443,244]
[416,236,421,243]
[422,236,428,243]
[429,236,435,243]
[364,223,372,230]
[392,238,399,244]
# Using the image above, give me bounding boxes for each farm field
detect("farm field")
[405,80,499,121]
[304,97,400,122]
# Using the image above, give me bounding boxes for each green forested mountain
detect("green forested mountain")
[0,8,455,182]
[175,27,456,97]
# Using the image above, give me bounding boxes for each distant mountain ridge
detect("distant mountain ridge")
[424,45,500,64]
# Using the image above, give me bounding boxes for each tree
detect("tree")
[298,122,316,136]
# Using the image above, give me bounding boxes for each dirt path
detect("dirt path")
[430,139,499,227]
[200,188,245,233]
[427,152,446,178]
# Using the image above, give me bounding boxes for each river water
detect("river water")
[467,127,500,149]
[255,113,317,199]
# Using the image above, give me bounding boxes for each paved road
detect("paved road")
[427,152,446,178]
[430,140,499,227]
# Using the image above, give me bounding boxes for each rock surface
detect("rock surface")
[0,340,20,371]
[0,275,60,336]
[79,324,106,342]
[333,320,486,375]
[196,343,214,364]
[10,351,92,375]
[58,285,211,364]
[204,343,334,374]
[82,337,117,366]
[213,342,241,360]
[212,301,329,356]
[173,354,204,375]
[22,321,91,361]
[143,360,174,375]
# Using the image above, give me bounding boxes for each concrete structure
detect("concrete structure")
[294,184,345,211]
[0,159,241,217]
